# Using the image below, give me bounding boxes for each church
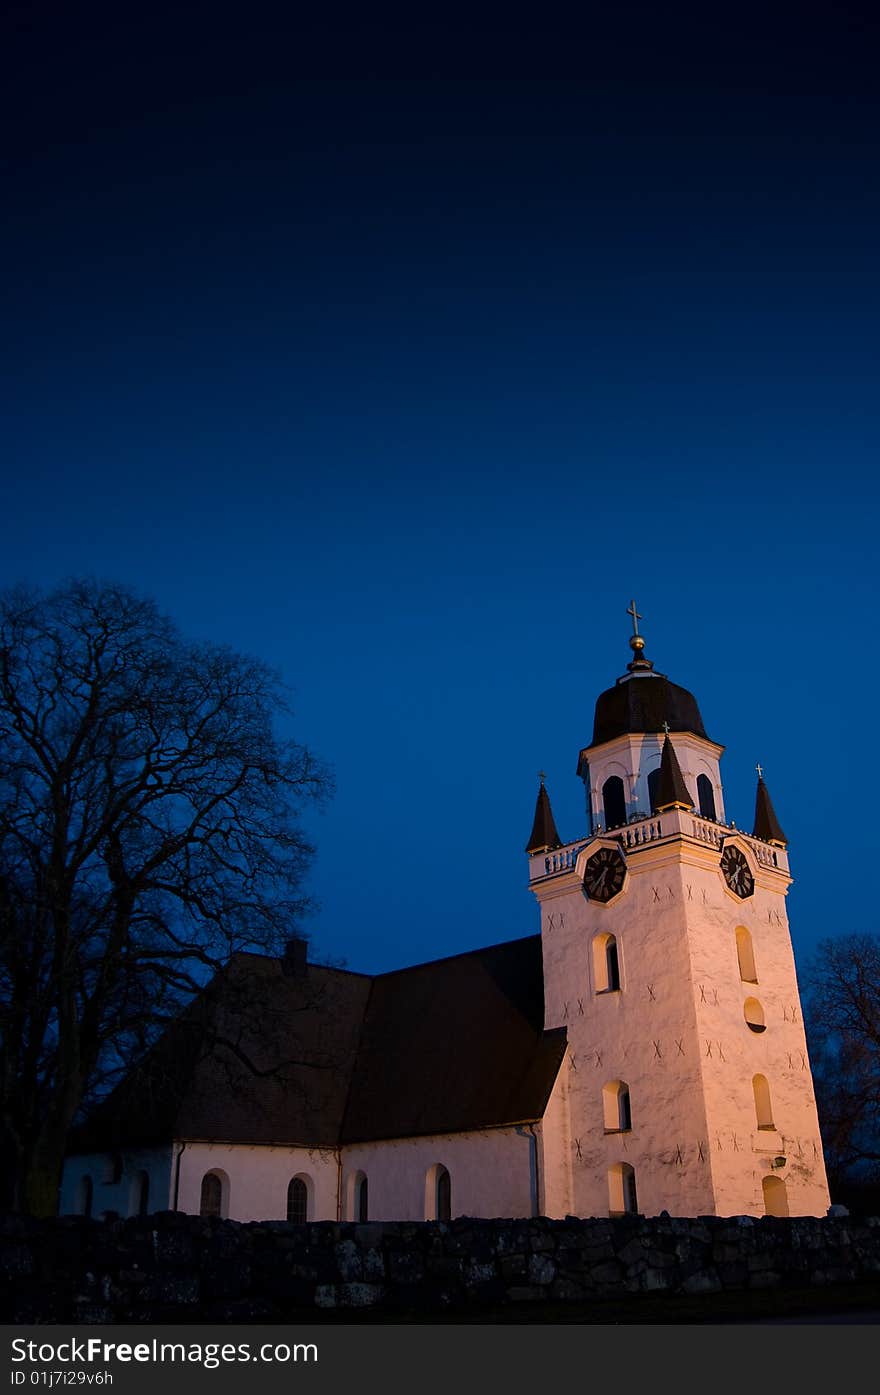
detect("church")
[59,612,831,1224]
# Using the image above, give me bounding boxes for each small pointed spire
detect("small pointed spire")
[525,773,563,854]
[753,767,787,846]
[654,732,693,811]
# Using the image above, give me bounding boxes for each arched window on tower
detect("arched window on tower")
[647,768,661,814]
[607,1162,639,1217]
[752,1074,775,1130]
[697,774,717,821]
[602,1080,632,1132]
[736,926,758,983]
[592,932,621,993]
[744,997,766,1033]
[602,776,627,830]
[762,1175,789,1217]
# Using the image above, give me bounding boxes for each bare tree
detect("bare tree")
[0,578,332,1214]
[802,933,880,1199]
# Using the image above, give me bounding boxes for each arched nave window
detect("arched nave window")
[287,1176,310,1224]
[77,1175,93,1218]
[129,1170,150,1217]
[199,1170,227,1218]
[425,1164,452,1221]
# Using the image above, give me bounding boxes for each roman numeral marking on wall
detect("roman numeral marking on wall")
[712,989,719,1006]
[705,1040,713,1058]
[715,1134,723,1152]
[568,1051,578,1072]
[701,889,708,903]
[546,914,556,931]
[676,1039,685,1056]
[732,1133,740,1152]
[574,1139,582,1159]
[667,886,675,901]
[717,1042,725,1061]
[653,1040,662,1059]
[801,1053,807,1070]
[577,998,585,1015]
[700,985,707,1003]
[647,984,656,1001]
[594,1050,603,1068]
[562,1001,569,1019]
[559,913,565,928]
[652,887,661,902]
[687,884,693,900]
[698,1141,705,1162]
[783,1006,790,1022]
[787,1052,794,1068]
[791,1005,799,1022]
[674,1145,684,1165]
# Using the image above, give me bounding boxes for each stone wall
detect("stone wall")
[2,1211,879,1322]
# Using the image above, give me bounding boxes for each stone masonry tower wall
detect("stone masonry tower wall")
[529,623,830,1220]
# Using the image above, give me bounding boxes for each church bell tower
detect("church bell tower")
[526,606,830,1219]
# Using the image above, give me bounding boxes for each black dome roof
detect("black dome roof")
[591,674,709,746]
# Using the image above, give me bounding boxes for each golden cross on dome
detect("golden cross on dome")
[626,599,643,636]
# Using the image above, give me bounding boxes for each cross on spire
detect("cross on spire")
[756,762,764,780]
[626,599,643,637]
[662,721,670,736]
[538,770,547,785]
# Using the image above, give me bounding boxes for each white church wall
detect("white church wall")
[60,1146,174,1218]
[175,1142,339,1222]
[340,1128,536,1221]
[537,1061,572,1217]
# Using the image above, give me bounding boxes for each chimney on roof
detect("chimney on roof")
[282,936,308,977]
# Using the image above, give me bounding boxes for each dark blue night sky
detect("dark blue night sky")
[3,5,879,976]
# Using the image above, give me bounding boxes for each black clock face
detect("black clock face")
[720,845,755,899]
[583,845,626,903]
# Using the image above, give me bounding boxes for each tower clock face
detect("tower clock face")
[720,845,755,899]
[583,845,626,903]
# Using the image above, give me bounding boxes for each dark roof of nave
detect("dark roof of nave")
[589,672,711,748]
[340,935,566,1143]
[69,936,566,1153]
